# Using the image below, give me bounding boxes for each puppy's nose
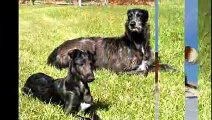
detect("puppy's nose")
[130,21,136,27]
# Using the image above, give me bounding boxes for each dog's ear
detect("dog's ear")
[127,9,132,15]
[127,9,134,18]
[68,49,82,60]
[67,49,82,69]
[141,9,149,23]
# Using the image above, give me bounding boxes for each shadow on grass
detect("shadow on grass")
[22,91,110,112]
[93,100,110,111]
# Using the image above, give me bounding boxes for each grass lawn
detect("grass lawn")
[198,0,211,119]
[19,1,211,119]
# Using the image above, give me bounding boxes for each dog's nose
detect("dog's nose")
[130,21,136,27]
[87,74,95,82]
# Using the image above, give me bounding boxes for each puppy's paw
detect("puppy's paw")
[80,102,92,111]
[80,118,91,120]
[79,117,91,120]
[91,114,101,120]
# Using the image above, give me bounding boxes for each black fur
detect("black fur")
[47,8,176,76]
[22,72,61,103]
[22,49,100,120]
[47,46,61,69]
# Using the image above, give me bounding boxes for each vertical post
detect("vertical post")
[155,0,159,120]
[185,0,198,120]
[78,0,81,7]
[104,0,108,5]
[103,2,108,110]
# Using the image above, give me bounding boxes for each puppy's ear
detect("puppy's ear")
[142,9,149,23]
[87,51,95,63]
[68,49,82,59]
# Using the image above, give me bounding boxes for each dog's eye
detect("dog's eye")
[128,13,133,18]
[136,13,142,17]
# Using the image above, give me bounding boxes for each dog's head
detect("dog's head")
[126,8,149,33]
[68,49,95,83]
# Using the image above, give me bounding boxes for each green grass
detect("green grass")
[158,1,185,120]
[198,0,211,120]
[19,1,211,119]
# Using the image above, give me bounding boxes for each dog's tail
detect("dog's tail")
[22,86,33,96]
[185,76,197,89]
[22,75,35,96]
[149,63,178,73]
[185,82,197,89]
[47,46,63,69]
[158,63,177,72]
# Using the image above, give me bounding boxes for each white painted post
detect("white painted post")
[104,0,108,5]
[78,0,81,7]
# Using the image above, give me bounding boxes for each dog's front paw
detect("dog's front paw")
[91,114,101,120]
[136,63,149,77]
[141,69,149,77]
[142,69,149,77]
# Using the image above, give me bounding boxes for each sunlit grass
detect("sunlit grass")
[19,1,210,119]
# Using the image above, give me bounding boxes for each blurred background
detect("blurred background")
[19,0,154,6]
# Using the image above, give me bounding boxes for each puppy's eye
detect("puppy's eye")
[78,62,84,66]
[75,59,84,65]
[89,61,94,66]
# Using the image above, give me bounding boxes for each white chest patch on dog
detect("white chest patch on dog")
[80,102,91,111]
[137,60,148,71]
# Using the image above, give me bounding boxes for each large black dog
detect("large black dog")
[22,49,100,120]
[47,8,176,76]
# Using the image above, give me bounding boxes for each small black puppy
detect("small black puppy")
[22,49,99,120]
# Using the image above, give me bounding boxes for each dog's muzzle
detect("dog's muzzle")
[128,21,142,32]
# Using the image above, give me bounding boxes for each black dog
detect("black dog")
[47,8,176,76]
[22,49,100,120]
